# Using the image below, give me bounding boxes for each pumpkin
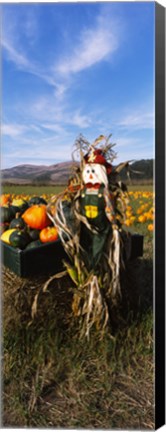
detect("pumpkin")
[22,205,52,230]
[28,196,47,206]
[9,229,31,249]
[39,226,59,243]
[1,228,17,244]
[0,194,11,207]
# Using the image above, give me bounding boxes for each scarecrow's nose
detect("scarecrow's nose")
[89,173,93,179]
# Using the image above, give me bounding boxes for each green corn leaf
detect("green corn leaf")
[64,263,79,286]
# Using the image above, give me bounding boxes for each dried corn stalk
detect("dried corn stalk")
[45,134,131,338]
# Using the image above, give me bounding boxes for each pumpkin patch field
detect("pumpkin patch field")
[1,186,154,429]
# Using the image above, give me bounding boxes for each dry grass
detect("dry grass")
[1,181,154,428]
[2,248,154,429]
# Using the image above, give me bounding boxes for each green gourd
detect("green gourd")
[9,229,31,250]
[28,196,47,206]
[28,228,40,241]
[25,240,42,249]
[1,206,16,223]
[9,214,26,230]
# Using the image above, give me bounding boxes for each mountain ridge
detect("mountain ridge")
[1,159,153,185]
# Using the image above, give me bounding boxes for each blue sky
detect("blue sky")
[1,2,155,168]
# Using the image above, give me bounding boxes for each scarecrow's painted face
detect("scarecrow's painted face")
[82,163,108,187]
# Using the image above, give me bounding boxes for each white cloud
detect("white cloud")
[2,8,59,90]
[2,5,154,169]
[116,111,154,130]
[2,7,36,68]
[16,92,93,130]
[40,123,65,134]
[3,134,74,165]
[2,123,28,137]
[24,95,66,124]
[2,36,59,89]
[23,8,38,45]
[2,39,30,69]
[54,83,69,100]
[55,14,119,76]
[2,6,122,108]
[67,111,91,128]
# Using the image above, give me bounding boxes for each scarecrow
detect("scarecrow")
[47,134,132,338]
[80,148,116,271]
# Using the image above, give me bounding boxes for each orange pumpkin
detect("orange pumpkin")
[148,223,154,232]
[39,226,59,243]
[22,205,52,230]
[0,194,11,207]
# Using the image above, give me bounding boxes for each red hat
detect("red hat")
[84,148,112,174]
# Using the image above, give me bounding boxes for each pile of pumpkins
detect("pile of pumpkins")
[0,194,58,250]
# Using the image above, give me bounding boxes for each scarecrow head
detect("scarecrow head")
[82,148,112,187]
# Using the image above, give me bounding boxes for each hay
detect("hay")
[2,266,73,334]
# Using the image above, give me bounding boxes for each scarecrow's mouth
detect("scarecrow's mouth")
[85,182,101,189]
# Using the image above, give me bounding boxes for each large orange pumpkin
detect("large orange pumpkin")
[22,205,52,230]
[39,226,59,243]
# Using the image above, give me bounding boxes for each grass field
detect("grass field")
[2,186,154,428]
[2,184,65,196]
[2,183,153,195]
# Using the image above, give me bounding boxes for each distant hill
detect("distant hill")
[120,159,153,181]
[1,159,153,185]
[1,162,78,185]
